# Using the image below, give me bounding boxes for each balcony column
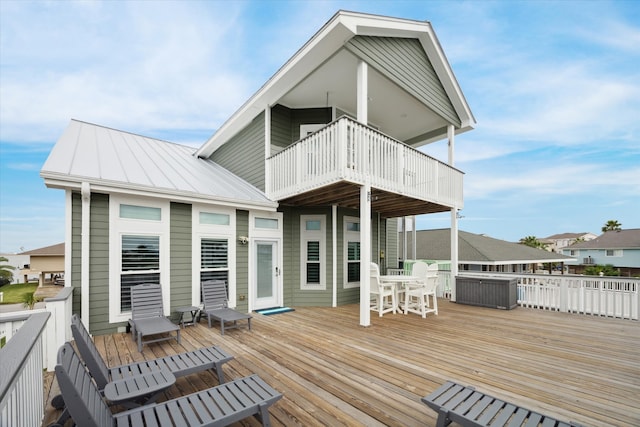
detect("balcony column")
[360,182,371,327]
[448,124,459,301]
[356,60,368,124]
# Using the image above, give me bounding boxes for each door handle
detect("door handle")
[275,267,281,276]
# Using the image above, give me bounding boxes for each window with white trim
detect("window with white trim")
[605,249,623,257]
[343,217,360,288]
[200,238,229,283]
[301,215,325,289]
[109,197,169,323]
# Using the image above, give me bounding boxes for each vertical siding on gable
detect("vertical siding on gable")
[170,202,192,319]
[345,36,461,127]
[87,193,111,335]
[210,112,266,190]
[235,210,249,312]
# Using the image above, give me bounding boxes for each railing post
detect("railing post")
[559,278,568,312]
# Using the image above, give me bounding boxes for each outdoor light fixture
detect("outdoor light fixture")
[238,236,249,245]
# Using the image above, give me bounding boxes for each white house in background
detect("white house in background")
[0,253,30,284]
[41,10,475,334]
[540,232,597,253]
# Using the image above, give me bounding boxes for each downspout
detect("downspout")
[64,190,72,288]
[80,182,91,327]
[448,125,459,302]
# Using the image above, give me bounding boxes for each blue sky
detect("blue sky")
[1,0,639,253]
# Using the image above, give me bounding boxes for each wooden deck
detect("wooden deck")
[43,301,640,426]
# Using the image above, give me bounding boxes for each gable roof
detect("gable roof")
[542,232,593,240]
[20,243,64,256]
[41,120,277,210]
[196,10,475,158]
[405,229,574,264]
[568,229,640,250]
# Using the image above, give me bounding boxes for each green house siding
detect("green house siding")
[87,193,111,336]
[210,112,266,191]
[235,210,249,312]
[170,202,192,319]
[280,206,389,307]
[71,192,82,317]
[345,36,461,128]
[270,105,333,152]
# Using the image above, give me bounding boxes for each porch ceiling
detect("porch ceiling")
[276,181,450,218]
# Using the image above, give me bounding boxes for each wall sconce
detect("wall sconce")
[238,236,249,245]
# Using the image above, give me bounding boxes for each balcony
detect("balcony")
[266,116,463,218]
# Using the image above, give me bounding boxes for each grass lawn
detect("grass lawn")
[0,282,38,304]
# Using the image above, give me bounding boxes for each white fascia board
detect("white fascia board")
[42,176,278,212]
[417,29,476,131]
[462,258,577,265]
[195,11,454,158]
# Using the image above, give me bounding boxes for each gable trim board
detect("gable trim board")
[196,10,475,158]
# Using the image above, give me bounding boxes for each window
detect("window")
[343,217,360,288]
[255,217,278,229]
[120,235,160,311]
[605,249,622,257]
[110,196,169,323]
[200,212,229,225]
[300,216,325,289]
[200,238,229,283]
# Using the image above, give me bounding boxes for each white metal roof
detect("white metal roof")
[41,120,277,210]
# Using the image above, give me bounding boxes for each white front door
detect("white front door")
[252,240,280,310]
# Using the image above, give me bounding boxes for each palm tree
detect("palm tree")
[0,256,15,285]
[602,220,622,232]
[519,236,546,249]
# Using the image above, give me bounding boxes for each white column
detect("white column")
[264,106,271,194]
[360,183,371,326]
[332,204,337,308]
[412,216,417,259]
[447,125,459,301]
[64,190,72,288]
[357,60,368,125]
[80,182,91,326]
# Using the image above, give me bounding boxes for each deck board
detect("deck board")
[43,301,640,426]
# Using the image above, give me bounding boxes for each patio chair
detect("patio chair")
[130,283,180,352]
[49,314,235,426]
[200,280,252,335]
[370,263,396,316]
[404,261,438,318]
[55,342,282,427]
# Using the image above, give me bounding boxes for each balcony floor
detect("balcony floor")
[43,301,640,426]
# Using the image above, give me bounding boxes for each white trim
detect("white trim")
[248,211,283,311]
[108,195,170,324]
[191,205,236,307]
[343,215,361,289]
[64,190,72,290]
[359,184,371,327]
[332,205,337,307]
[300,215,326,290]
[80,182,90,327]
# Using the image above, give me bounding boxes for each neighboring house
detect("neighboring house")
[562,229,640,276]
[401,229,575,273]
[539,232,597,253]
[18,243,65,286]
[41,11,475,334]
[0,253,31,284]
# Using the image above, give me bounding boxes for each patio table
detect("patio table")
[380,275,418,312]
[103,366,176,407]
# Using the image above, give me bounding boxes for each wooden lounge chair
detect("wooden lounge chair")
[55,342,282,427]
[422,380,583,427]
[200,280,252,335]
[130,283,180,351]
[50,314,235,426]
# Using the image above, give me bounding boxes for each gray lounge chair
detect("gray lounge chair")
[55,342,282,427]
[50,314,235,425]
[200,280,252,335]
[130,283,180,351]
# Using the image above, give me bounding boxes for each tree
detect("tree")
[519,236,547,249]
[584,264,619,277]
[0,256,15,286]
[602,220,622,232]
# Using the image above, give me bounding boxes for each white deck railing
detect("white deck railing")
[0,287,73,427]
[267,116,463,209]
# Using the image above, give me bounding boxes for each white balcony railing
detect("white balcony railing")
[267,116,463,209]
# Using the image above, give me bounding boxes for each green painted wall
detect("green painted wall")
[87,193,111,335]
[345,36,461,128]
[71,192,82,317]
[235,210,249,312]
[211,112,266,190]
[170,202,192,320]
[270,104,332,153]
